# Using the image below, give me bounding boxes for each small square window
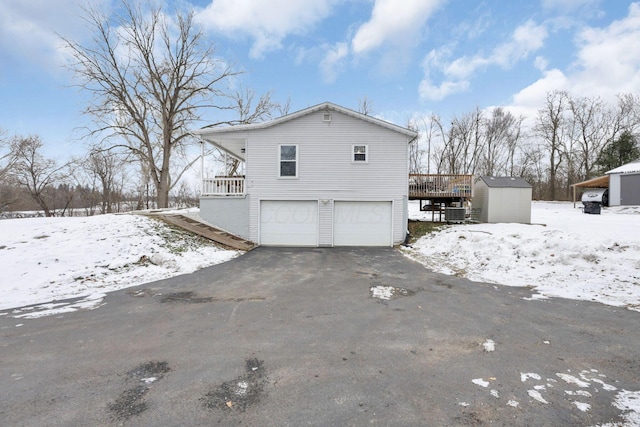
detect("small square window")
[353,145,367,162]
[279,145,297,177]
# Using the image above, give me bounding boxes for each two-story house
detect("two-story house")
[193,102,418,247]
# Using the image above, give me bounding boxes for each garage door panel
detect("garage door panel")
[260,201,318,246]
[621,174,640,205]
[334,201,392,246]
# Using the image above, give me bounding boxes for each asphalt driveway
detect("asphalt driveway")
[2,247,639,426]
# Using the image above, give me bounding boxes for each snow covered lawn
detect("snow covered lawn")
[0,212,239,317]
[405,201,640,311]
[2,202,639,318]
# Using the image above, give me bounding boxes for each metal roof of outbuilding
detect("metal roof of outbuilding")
[477,176,532,188]
[606,159,640,174]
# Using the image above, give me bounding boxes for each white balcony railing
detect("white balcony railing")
[202,177,245,196]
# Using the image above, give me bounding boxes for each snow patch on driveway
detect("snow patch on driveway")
[465,367,640,425]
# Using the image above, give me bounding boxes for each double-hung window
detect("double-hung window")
[353,145,368,163]
[279,144,298,178]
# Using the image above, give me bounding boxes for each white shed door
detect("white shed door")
[334,201,392,246]
[260,201,318,246]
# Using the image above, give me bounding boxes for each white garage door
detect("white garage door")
[260,201,318,246]
[334,201,392,246]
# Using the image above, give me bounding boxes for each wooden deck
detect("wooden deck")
[409,174,473,200]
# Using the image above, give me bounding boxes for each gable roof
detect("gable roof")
[606,159,640,175]
[193,101,418,139]
[477,176,532,188]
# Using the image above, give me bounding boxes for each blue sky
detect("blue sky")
[1,0,640,159]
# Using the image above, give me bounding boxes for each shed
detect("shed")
[474,176,532,224]
[606,159,640,206]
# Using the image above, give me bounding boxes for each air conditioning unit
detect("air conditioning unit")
[445,207,466,223]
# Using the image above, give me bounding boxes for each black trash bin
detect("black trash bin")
[583,201,601,214]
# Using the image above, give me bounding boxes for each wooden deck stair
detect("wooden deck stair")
[156,214,255,251]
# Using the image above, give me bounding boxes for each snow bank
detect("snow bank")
[406,202,640,310]
[0,213,238,316]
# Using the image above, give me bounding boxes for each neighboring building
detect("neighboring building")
[193,102,418,247]
[473,176,532,224]
[606,159,640,206]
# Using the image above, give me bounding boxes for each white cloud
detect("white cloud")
[571,2,640,97]
[512,68,568,110]
[534,56,548,71]
[0,0,109,71]
[445,56,488,80]
[419,78,470,101]
[319,42,349,83]
[196,0,340,59]
[351,0,444,54]
[452,12,491,41]
[542,0,600,15]
[492,20,548,67]
[419,19,548,102]
[419,45,472,100]
[508,2,640,113]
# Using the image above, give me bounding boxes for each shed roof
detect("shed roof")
[477,176,532,188]
[606,159,640,175]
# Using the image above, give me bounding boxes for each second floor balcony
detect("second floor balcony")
[202,176,245,197]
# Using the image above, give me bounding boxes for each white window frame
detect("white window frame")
[279,144,298,178]
[352,144,368,163]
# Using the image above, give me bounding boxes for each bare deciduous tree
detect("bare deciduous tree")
[62,0,241,208]
[535,90,570,200]
[0,129,19,212]
[275,96,292,117]
[358,96,374,116]
[568,95,611,181]
[406,121,424,175]
[229,88,279,125]
[480,107,524,177]
[11,135,68,217]
[89,149,128,213]
[0,128,16,182]
[441,108,485,174]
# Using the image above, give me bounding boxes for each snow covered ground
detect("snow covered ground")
[405,201,640,311]
[1,202,639,319]
[0,211,239,318]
